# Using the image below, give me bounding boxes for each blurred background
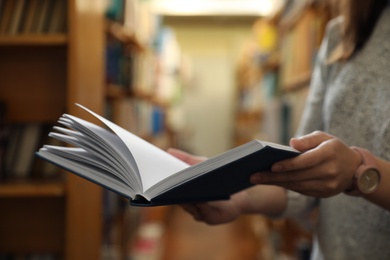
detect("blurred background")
[0,0,330,259]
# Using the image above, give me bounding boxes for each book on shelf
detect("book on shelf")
[5,125,21,176]
[8,0,26,34]
[3,123,47,179]
[0,120,57,180]
[30,125,64,179]
[47,0,67,33]
[36,104,300,207]
[12,123,43,178]
[22,0,40,33]
[0,0,66,35]
[106,0,125,22]
[35,0,52,33]
[0,0,15,34]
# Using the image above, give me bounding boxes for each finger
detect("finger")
[273,180,319,193]
[251,162,330,183]
[167,148,207,165]
[267,179,341,198]
[181,203,202,220]
[290,131,334,152]
[271,142,333,172]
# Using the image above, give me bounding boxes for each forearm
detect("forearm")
[231,185,287,218]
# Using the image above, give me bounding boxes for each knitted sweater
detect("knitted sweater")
[283,6,390,260]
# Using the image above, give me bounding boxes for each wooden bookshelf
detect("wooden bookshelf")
[279,2,328,92]
[233,1,330,258]
[102,1,187,258]
[0,196,66,254]
[0,34,68,45]
[0,0,183,258]
[234,0,329,143]
[0,0,105,259]
[0,182,65,197]
[234,20,279,145]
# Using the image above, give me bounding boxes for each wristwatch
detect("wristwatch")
[345,147,381,196]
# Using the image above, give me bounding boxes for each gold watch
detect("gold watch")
[345,147,381,196]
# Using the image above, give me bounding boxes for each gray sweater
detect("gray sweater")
[283,6,390,260]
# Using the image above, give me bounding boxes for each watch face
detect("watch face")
[358,168,380,193]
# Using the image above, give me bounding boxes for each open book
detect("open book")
[36,104,300,206]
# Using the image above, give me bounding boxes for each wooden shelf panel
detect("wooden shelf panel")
[0,34,68,46]
[0,196,65,254]
[0,46,67,123]
[0,181,66,198]
[0,0,106,258]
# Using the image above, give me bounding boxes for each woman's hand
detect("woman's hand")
[168,148,290,222]
[168,148,244,225]
[250,131,361,198]
[180,198,243,225]
[167,148,207,165]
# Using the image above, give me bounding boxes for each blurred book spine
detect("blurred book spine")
[0,0,67,35]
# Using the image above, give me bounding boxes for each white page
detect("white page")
[44,145,128,183]
[38,148,135,199]
[54,119,139,186]
[77,104,190,192]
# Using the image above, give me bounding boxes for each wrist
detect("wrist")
[345,148,363,193]
[345,147,381,196]
[231,190,249,214]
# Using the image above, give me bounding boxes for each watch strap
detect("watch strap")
[352,147,376,166]
[345,147,380,196]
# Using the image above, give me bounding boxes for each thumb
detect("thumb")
[290,131,334,152]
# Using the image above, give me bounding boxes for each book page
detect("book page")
[56,117,140,186]
[37,148,135,199]
[48,129,134,185]
[77,104,190,192]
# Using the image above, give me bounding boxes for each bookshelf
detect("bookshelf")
[279,1,328,92]
[234,18,280,146]
[0,35,67,45]
[0,0,105,259]
[234,0,329,258]
[234,0,329,145]
[0,0,184,257]
[101,1,186,259]
[277,0,329,144]
[103,0,184,147]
